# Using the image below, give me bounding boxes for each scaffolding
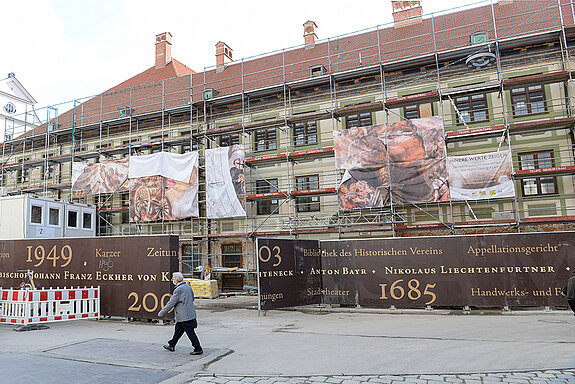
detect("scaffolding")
[2,0,575,289]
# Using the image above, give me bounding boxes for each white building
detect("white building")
[0,73,39,142]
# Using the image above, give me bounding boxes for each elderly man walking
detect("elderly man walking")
[158,272,203,355]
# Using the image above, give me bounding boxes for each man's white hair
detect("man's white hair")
[172,272,184,282]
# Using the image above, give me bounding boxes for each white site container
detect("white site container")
[0,195,96,239]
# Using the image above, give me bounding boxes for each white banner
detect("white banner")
[447,150,515,200]
[206,145,246,218]
[129,152,198,183]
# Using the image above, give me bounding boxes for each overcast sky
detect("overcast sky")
[2,0,484,111]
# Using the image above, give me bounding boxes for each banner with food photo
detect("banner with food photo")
[334,116,448,209]
[205,145,247,218]
[72,156,129,196]
[387,117,449,204]
[128,152,199,222]
[447,150,515,200]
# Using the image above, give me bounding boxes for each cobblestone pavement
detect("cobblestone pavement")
[190,370,575,383]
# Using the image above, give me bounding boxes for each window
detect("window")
[220,133,240,147]
[518,150,557,196]
[256,179,279,215]
[293,121,318,146]
[203,88,218,100]
[254,128,277,151]
[471,31,488,45]
[511,85,546,116]
[49,207,60,226]
[454,94,489,124]
[31,205,42,224]
[4,118,14,141]
[310,65,325,77]
[346,112,372,129]
[68,210,78,228]
[222,243,243,268]
[181,137,199,153]
[83,212,93,229]
[19,168,30,183]
[403,103,433,120]
[182,244,202,274]
[295,175,320,212]
[118,107,132,118]
[121,193,130,207]
[96,194,112,209]
[43,164,58,183]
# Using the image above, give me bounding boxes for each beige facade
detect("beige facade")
[1,1,575,290]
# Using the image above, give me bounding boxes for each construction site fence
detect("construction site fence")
[0,287,100,325]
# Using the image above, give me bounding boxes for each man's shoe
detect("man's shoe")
[190,350,203,355]
[163,344,175,352]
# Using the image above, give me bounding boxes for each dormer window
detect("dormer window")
[203,88,219,100]
[471,31,488,45]
[310,65,326,78]
[118,107,133,118]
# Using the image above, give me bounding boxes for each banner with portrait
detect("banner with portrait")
[128,152,199,222]
[334,116,449,209]
[72,156,129,196]
[447,150,515,200]
[205,145,247,218]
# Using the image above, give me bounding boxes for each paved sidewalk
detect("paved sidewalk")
[192,370,575,383]
[1,296,574,384]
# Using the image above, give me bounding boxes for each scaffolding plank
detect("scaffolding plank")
[245,153,288,164]
[334,101,383,116]
[509,116,575,132]
[446,124,506,139]
[514,165,575,177]
[503,71,569,88]
[442,80,500,97]
[246,191,289,200]
[289,147,334,159]
[521,215,575,223]
[206,124,242,135]
[292,228,339,234]
[384,91,439,108]
[244,117,285,130]
[286,110,332,124]
[290,187,336,196]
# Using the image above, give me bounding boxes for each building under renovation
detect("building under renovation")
[2,0,575,291]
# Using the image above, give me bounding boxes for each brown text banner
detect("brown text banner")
[0,235,179,319]
[321,232,573,307]
[257,238,321,310]
[258,232,574,308]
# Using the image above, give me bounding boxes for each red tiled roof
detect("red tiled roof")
[106,59,194,92]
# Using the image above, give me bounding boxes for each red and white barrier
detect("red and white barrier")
[0,287,100,325]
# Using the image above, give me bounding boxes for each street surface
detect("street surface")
[0,295,574,383]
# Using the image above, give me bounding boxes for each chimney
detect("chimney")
[155,32,173,69]
[392,1,423,28]
[303,20,318,49]
[216,41,233,71]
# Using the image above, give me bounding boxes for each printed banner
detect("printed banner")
[0,235,179,319]
[334,116,449,209]
[72,156,129,195]
[448,150,515,200]
[129,152,199,222]
[257,232,574,308]
[257,238,322,310]
[206,145,247,218]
